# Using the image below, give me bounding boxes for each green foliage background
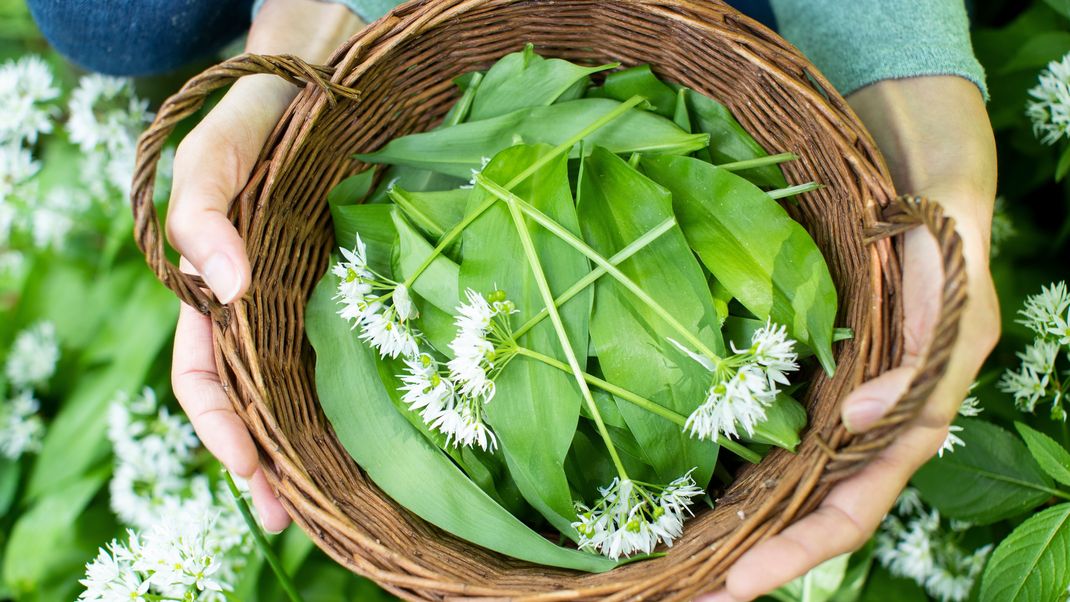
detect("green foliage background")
[1,0,1069,600]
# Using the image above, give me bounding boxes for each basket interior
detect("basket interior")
[223,1,900,598]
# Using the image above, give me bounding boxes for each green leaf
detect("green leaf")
[329,203,396,275]
[1041,0,1070,21]
[672,87,692,133]
[389,186,468,239]
[459,144,588,536]
[392,211,459,352]
[3,470,106,592]
[0,459,19,517]
[578,146,722,486]
[1015,422,1070,486]
[770,553,850,602]
[912,419,1055,524]
[327,171,375,207]
[684,89,788,188]
[27,275,176,500]
[357,98,709,178]
[1056,145,1070,182]
[306,272,617,572]
[469,43,614,120]
[641,155,838,374]
[745,394,807,452]
[980,502,1070,602]
[601,64,678,118]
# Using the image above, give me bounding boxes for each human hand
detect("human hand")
[701,76,999,601]
[168,0,360,532]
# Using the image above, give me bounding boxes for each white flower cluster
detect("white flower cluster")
[998,281,1069,419]
[397,289,518,451]
[68,74,152,200]
[0,55,59,146]
[876,489,992,602]
[989,197,1015,259]
[939,394,982,458]
[79,507,237,602]
[0,389,44,460]
[1028,53,1070,145]
[104,387,250,595]
[332,234,421,360]
[0,322,58,459]
[572,471,703,560]
[676,320,799,441]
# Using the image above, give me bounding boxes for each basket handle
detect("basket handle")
[824,195,968,480]
[130,53,360,321]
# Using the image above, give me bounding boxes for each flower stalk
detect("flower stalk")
[224,472,304,602]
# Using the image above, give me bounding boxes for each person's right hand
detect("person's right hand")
[166,0,361,532]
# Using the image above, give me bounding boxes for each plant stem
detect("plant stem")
[503,196,630,480]
[402,94,646,289]
[224,472,305,602]
[768,181,822,200]
[401,194,498,288]
[717,152,797,172]
[514,347,762,464]
[513,216,676,340]
[506,95,646,189]
[476,173,723,365]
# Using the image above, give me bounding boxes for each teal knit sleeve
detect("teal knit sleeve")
[767,0,987,98]
[305,0,987,99]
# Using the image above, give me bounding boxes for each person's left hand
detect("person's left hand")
[701,75,999,601]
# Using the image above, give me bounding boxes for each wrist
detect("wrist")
[247,0,364,63]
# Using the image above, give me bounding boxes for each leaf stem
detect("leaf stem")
[503,196,630,480]
[717,152,797,172]
[224,472,305,602]
[513,216,677,340]
[514,347,762,464]
[768,181,822,200]
[476,173,723,365]
[401,193,497,288]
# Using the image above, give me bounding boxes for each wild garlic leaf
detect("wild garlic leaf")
[912,419,1054,524]
[980,502,1070,602]
[1015,421,1070,486]
[642,155,838,375]
[469,43,615,121]
[306,273,618,572]
[392,211,459,352]
[600,64,678,118]
[685,89,789,188]
[744,394,807,452]
[578,145,722,487]
[459,144,589,537]
[356,98,709,178]
[326,170,374,207]
[330,203,396,276]
[389,186,468,239]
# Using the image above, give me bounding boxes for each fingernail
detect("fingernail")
[202,254,241,303]
[264,522,286,535]
[843,399,888,433]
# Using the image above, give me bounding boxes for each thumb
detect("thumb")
[841,365,916,433]
[165,76,295,304]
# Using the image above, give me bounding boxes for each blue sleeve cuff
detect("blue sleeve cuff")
[768,0,988,100]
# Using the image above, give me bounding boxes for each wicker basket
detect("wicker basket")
[130,1,967,599]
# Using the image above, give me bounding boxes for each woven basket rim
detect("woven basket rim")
[130,1,967,599]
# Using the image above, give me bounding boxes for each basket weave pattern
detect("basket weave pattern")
[131,1,966,599]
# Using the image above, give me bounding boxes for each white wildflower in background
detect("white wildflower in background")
[675,319,799,441]
[332,233,421,360]
[939,389,984,457]
[78,507,238,602]
[4,321,59,390]
[0,389,45,459]
[0,144,39,203]
[999,282,1070,419]
[572,470,703,560]
[876,488,992,602]
[0,55,60,146]
[67,74,152,203]
[68,75,150,154]
[1028,53,1070,145]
